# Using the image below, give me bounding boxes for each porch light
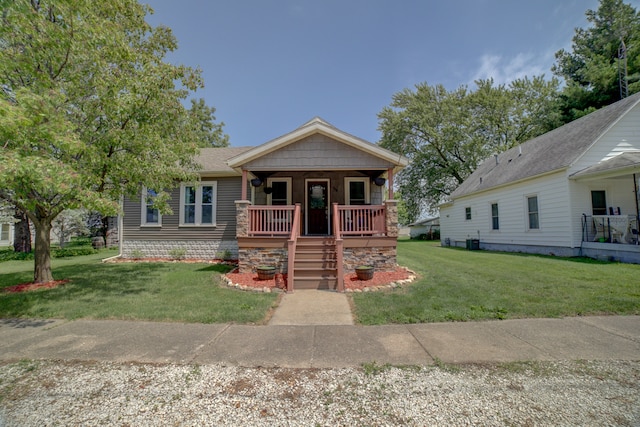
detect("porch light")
[373,177,386,186]
[251,178,262,187]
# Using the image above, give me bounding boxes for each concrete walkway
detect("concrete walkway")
[268,290,354,325]
[1,315,639,368]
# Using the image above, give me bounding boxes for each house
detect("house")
[0,221,13,247]
[440,92,640,264]
[121,117,409,291]
[408,217,440,239]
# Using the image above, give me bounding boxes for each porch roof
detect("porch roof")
[226,117,409,173]
[570,151,640,180]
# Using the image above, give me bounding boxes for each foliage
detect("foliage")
[378,77,560,221]
[553,0,640,122]
[168,247,187,260]
[0,0,226,283]
[352,240,640,324]
[0,236,96,261]
[53,209,89,248]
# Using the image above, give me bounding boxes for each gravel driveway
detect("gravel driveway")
[1,359,638,426]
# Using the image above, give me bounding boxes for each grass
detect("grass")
[2,240,639,325]
[0,251,277,324]
[352,240,640,325]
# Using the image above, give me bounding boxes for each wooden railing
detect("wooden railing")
[336,205,386,236]
[247,205,295,236]
[287,204,301,292]
[332,203,344,292]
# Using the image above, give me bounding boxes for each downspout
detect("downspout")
[634,174,640,245]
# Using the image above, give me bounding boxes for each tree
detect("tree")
[378,77,560,222]
[553,0,640,122]
[188,98,230,148]
[0,0,226,283]
[53,209,89,248]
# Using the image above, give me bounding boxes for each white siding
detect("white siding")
[440,171,573,247]
[570,104,640,174]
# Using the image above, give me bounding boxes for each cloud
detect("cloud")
[469,52,552,87]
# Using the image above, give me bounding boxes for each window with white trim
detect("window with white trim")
[180,182,217,226]
[527,195,539,230]
[491,203,499,230]
[267,177,291,206]
[141,187,161,226]
[345,177,370,205]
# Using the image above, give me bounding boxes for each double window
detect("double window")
[141,187,161,226]
[465,207,472,220]
[180,182,217,226]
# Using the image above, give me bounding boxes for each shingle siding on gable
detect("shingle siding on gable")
[242,134,396,170]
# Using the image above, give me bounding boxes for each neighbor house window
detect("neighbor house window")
[267,177,292,206]
[527,195,539,230]
[465,207,472,220]
[0,223,9,241]
[141,187,161,226]
[491,203,499,230]
[345,178,370,205]
[180,182,217,226]
[591,190,607,215]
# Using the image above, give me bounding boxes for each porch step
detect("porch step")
[293,237,338,290]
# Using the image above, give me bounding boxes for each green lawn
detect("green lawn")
[2,241,639,325]
[0,251,277,324]
[352,240,640,324]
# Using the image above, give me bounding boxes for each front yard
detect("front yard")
[1,241,639,325]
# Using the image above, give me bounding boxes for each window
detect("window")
[0,223,9,241]
[465,207,472,220]
[527,196,539,230]
[591,190,607,215]
[267,177,292,206]
[141,187,161,226]
[491,203,499,230]
[180,182,217,226]
[345,178,370,205]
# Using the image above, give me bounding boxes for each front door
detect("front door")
[306,179,329,235]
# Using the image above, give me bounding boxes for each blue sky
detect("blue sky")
[143,0,626,146]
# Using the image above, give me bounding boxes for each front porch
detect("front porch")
[235,201,400,292]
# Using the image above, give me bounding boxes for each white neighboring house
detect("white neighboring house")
[440,92,640,264]
[0,222,14,247]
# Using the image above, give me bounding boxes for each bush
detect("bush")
[0,248,34,261]
[52,247,97,258]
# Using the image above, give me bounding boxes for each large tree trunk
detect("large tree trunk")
[13,209,32,253]
[33,219,54,283]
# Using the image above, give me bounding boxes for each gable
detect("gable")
[227,117,408,172]
[241,133,399,170]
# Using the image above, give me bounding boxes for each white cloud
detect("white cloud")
[469,52,551,87]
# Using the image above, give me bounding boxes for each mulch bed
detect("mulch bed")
[3,280,69,294]
[225,267,414,292]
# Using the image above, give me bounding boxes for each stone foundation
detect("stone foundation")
[121,240,238,260]
[238,248,288,273]
[343,246,397,272]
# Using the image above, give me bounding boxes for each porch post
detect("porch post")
[241,169,248,201]
[385,199,398,237]
[235,200,251,238]
[387,167,394,200]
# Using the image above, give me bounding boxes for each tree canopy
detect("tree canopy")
[553,0,640,122]
[0,0,227,282]
[378,77,560,222]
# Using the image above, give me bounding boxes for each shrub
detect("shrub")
[52,247,97,258]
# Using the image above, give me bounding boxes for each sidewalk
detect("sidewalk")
[1,315,639,368]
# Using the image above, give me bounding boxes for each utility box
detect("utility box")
[466,239,480,250]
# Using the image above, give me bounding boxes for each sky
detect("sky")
[142,0,631,147]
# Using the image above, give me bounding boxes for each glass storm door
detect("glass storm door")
[306,180,329,235]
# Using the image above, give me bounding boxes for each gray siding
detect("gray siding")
[244,134,397,170]
[122,177,241,241]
